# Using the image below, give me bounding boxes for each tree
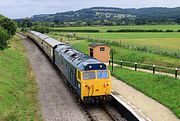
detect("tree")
[32,26,49,33]
[0,16,17,36]
[0,27,10,50]
[22,18,33,28]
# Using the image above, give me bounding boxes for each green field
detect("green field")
[0,36,42,121]
[51,25,180,32]
[58,32,180,56]
[48,32,180,68]
[51,25,180,57]
[112,67,180,118]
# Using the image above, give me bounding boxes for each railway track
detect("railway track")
[80,102,128,121]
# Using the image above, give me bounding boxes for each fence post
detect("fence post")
[175,68,178,78]
[109,59,111,66]
[153,65,156,74]
[120,61,123,67]
[135,63,137,71]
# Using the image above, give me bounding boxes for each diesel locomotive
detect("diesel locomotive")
[27,31,112,103]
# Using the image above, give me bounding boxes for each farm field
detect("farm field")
[59,32,180,56]
[48,32,180,67]
[0,36,42,121]
[50,25,180,32]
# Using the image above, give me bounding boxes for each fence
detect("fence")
[109,59,180,79]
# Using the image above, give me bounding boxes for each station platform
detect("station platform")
[111,76,179,121]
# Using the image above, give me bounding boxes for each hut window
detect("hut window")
[100,47,105,51]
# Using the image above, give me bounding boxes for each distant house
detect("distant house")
[88,43,110,63]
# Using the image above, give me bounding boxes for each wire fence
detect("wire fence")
[110,59,180,79]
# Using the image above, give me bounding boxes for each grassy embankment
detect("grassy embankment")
[0,36,42,121]
[47,32,180,118]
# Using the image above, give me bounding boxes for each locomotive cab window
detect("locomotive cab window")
[100,47,105,51]
[97,70,109,79]
[83,71,96,80]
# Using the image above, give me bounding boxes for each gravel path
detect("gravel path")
[19,34,88,121]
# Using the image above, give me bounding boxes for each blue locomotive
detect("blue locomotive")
[27,31,111,103]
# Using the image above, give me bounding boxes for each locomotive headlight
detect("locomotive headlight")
[89,65,92,68]
[100,65,102,68]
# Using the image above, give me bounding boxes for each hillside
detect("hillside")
[29,7,180,24]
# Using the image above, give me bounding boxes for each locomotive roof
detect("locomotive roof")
[55,45,107,71]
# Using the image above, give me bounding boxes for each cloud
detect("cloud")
[0,0,180,19]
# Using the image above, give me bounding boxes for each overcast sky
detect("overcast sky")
[0,0,180,19]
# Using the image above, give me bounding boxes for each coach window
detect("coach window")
[100,47,105,51]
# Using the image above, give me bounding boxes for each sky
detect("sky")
[0,0,180,19]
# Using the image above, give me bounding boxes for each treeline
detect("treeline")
[19,18,50,33]
[0,15,17,50]
[107,29,180,32]
[32,26,49,33]
[50,29,99,33]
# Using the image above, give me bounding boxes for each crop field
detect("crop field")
[58,32,180,56]
[51,25,180,55]
[49,31,180,72]
[48,32,180,68]
[51,25,180,32]
[0,36,42,121]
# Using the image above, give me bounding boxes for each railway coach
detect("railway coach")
[27,31,112,103]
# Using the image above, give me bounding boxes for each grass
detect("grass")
[111,67,180,118]
[51,25,180,32]
[51,24,180,57]
[75,32,180,55]
[0,36,42,121]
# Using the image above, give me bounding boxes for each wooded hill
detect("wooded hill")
[16,7,180,25]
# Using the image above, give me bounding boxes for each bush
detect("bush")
[32,26,49,33]
[165,29,174,32]
[0,16,17,36]
[106,29,164,32]
[0,27,10,50]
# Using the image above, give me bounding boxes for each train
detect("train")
[27,31,112,103]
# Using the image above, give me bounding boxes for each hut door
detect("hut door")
[90,48,93,57]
